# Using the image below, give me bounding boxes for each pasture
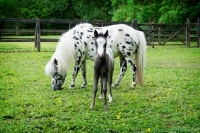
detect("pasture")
[0,42,200,132]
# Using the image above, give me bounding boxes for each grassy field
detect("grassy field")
[0,42,200,132]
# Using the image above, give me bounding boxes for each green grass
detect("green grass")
[0,42,200,132]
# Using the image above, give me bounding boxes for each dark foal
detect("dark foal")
[90,30,114,111]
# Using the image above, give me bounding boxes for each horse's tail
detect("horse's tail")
[135,31,147,85]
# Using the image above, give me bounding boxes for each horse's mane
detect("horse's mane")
[45,23,94,76]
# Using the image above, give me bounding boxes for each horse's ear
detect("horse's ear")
[54,58,58,71]
[94,30,98,38]
[104,30,108,38]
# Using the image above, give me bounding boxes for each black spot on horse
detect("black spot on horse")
[128,60,133,65]
[91,48,94,51]
[109,36,111,38]
[73,36,79,40]
[125,34,130,37]
[87,30,93,32]
[127,52,131,56]
[91,42,94,45]
[75,44,77,48]
[78,49,82,56]
[84,42,87,47]
[87,36,90,38]
[118,29,123,31]
[111,40,113,43]
[77,56,81,65]
[117,44,119,47]
[132,65,137,72]
[122,46,126,49]
[125,41,131,44]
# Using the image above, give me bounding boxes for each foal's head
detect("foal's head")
[94,30,108,59]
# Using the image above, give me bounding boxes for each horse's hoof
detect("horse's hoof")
[90,105,94,109]
[129,85,136,90]
[69,84,75,89]
[99,95,102,99]
[112,84,117,88]
[105,107,109,111]
[108,94,112,102]
[80,83,87,88]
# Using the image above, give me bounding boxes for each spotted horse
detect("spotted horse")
[45,23,147,90]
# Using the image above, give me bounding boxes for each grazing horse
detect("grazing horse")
[45,23,146,90]
[90,30,114,111]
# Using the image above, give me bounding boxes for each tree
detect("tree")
[111,0,200,23]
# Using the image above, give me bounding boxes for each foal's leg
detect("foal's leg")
[99,76,103,99]
[113,56,127,88]
[80,60,87,88]
[90,72,100,109]
[70,55,83,89]
[102,74,108,111]
[125,57,137,89]
[108,72,113,102]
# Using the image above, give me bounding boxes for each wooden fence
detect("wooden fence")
[0,18,200,52]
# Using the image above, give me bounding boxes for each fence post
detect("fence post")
[35,18,41,52]
[198,18,200,47]
[131,19,138,30]
[186,18,190,47]
[150,21,154,46]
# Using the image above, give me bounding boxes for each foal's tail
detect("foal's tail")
[135,31,147,85]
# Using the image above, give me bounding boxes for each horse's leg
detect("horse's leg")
[90,72,99,109]
[108,72,113,102]
[102,73,108,111]
[80,60,87,88]
[126,57,137,89]
[99,76,103,99]
[70,56,82,89]
[112,56,127,88]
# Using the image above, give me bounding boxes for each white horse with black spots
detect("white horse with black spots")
[45,23,146,90]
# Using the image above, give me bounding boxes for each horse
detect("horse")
[45,23,146,90]
[90,30,114,111]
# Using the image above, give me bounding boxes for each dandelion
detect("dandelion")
[147,128,151,132]
[116,115,120,120]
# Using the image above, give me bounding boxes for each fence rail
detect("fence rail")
[0,18,200,51]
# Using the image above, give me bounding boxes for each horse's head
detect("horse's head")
[45,58,66,91]
[94,30,108,59]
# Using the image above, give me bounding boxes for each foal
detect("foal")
[90,30,114,111]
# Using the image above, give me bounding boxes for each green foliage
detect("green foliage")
[0,0,199,23]
[111,0,200,23]
[71,0,112,20]
[0,42,200,132]
[0,0,19,18]
[19,0,48,18]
